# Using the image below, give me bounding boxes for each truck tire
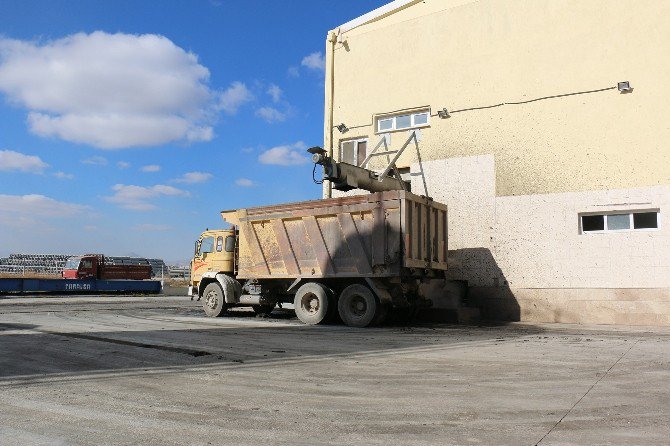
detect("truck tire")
[252,304,275,316]
[202,282,227,317]
[294,282,330,325]
[338,284,378,328]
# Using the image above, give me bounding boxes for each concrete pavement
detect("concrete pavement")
[0,295,668,445]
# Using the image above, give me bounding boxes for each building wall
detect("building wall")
[326,0,670,196]
[325,0,670,324]
[410,156,670,324]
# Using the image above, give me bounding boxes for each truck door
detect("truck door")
[191,232,235,288]
[191,235,215,287]
[78,257,96,279]
[210,233,235,274]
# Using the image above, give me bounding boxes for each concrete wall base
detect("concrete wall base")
[469,287,670,326]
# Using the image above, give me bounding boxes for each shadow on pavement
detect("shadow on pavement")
[0,316,545,383]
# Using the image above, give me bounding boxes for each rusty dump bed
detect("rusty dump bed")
[222,191,447,280]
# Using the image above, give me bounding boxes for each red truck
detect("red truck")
[62,255,152,280]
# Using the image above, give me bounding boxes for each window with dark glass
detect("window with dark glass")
[225,236,235,252]
[216,236,223,252]
[581,215,604,232]
[633,212,658,229]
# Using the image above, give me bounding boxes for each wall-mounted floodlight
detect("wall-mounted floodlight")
[617,81,633,93]
[336,123,349,133]
[437,108,450,119]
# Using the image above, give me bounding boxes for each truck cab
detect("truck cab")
[189,229,235,296]
[62,255,97,279]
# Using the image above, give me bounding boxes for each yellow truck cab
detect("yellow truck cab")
[189,229,235,293]
[189,228,276,317]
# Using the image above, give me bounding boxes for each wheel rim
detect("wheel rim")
[348,295,367,317]
[300,292,319,315]
[205,290,218,309]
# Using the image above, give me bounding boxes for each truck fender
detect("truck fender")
[216,273,242,304]
[199,272,242,304]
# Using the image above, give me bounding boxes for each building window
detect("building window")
[340,138,368,166]
[376,110,430,133]
[581,211,660,233]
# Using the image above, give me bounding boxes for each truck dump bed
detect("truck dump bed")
[222,191,447,280]
[98,256,152,280]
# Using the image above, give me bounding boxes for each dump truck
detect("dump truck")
[62,254,152,280]
[189,145,448,327]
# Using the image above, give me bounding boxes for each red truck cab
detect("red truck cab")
[62,256,94,279]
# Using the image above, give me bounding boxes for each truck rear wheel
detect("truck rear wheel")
[202,282,227,317]
[338,284,378,328]
[294,282,330,325]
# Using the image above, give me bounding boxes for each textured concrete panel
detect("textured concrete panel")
[470,287,670,326]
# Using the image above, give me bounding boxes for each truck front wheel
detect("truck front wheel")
[294,282,330,325]
[338,284,378,328]
[202,282,227,317]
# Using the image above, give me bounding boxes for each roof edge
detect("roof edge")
[335,0,423,34]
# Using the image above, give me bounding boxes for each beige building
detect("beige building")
[322,0,670,325]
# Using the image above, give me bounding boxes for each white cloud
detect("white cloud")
[241,147,254,153]
[287,66,300,78]
[235,178,255,187]
[81,156,108,166]
[53,171,74,180]
[255,106,286,123]
[0,149,48,173]
[141,164,161,172]
[301,52,325,72]
[0,194,88,227]
[106,184,190,211]
[218,81,253,114]
[117,161,131,169]
[258,142,309,166]
[134,223,171,231]
[267,84,282,103]
[0,32,221,149]
[173,171,212,184]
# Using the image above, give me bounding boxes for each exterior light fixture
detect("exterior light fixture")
[617,81,633,93]
[336,123,349,133]
[437,108,450,119]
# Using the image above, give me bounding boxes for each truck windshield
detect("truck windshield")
[64,258,81,270]
[199,236,215,255]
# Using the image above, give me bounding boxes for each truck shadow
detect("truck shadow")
[448,247,521,322]
[0,320,544,382]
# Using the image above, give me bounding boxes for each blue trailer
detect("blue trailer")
[0,278,162,295]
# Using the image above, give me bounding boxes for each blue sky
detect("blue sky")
[0,0,385,263]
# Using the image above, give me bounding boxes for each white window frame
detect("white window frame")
[376,110,430,134]
[339,137,368,165]
[580,210,661,234]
